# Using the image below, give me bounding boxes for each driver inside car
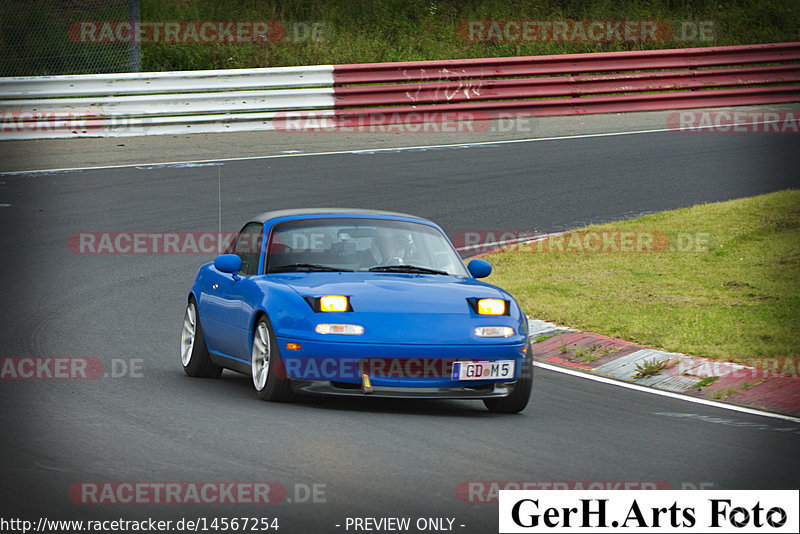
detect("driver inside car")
[382,233,412,265]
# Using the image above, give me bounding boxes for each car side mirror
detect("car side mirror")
[214,254,242,279]
[467,259,492,278]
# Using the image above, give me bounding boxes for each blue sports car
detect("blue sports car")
[180,209,532,413]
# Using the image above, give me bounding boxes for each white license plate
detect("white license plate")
[451,360,515,381]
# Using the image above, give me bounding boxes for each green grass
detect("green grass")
[4,0,798,74]
[710,383,754,400]
[0,1,138,76]
[634,358,670,378]
[484,190,800,364]
[551,339,622,363]
[137,0,800,70]
[691,376,720,389]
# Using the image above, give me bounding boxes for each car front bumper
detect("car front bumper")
[276,336,531,397]
[288,379,517,399]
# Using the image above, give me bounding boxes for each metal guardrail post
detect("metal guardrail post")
[128,0,141,73]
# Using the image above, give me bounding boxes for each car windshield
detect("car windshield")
[266,218,469,276]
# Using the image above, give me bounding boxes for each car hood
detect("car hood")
[261,272,527,345]
[271,271,507,314]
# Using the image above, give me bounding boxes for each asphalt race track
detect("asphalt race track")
[1,129,799,532]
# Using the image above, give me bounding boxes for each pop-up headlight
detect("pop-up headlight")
[319,295,350,312]
[477,298,506,315]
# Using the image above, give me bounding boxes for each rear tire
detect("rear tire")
[483,348,532,413]
[251,315,295,402]
[180,299,222,378]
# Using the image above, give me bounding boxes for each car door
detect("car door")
[198,222,264,363]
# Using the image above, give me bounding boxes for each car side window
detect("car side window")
[232,222,264,276]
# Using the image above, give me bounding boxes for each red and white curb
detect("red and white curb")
[528,319,800,418]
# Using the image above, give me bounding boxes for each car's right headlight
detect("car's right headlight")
[476,298,506,315]
[319,295,350,312]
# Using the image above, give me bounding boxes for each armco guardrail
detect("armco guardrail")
[332,42,800,126]
[1,42,798,139]
[0,66,337,139]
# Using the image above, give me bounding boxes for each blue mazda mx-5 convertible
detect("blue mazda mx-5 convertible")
[180,208,532,412]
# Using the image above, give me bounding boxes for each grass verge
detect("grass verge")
[484,190,800,364]
[138,0,800,71]
[4,1,798,74]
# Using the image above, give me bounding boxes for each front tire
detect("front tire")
[180,299,222,378]
[251,315,295,402]
[483,348,532,413]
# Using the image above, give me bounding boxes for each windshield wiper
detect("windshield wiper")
[270,263,354,273]
[367,265,448,275]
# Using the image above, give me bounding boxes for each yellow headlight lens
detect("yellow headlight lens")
[477,298,506,315]
[320,295,349,312]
